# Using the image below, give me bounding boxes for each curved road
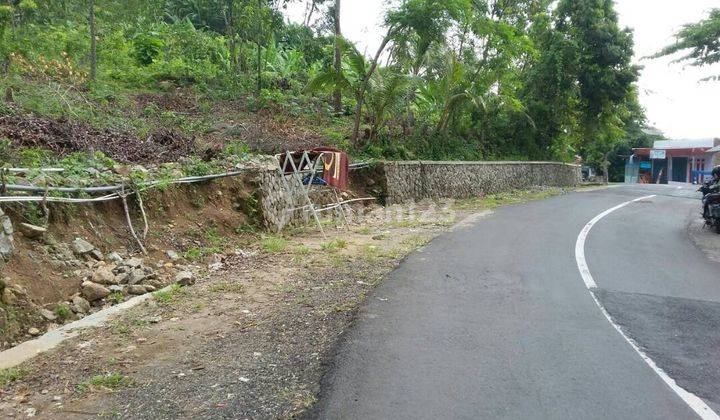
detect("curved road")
[313,184,720,419]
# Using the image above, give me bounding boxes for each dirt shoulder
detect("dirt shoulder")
[688,217,720,264]
[0,188,566,419]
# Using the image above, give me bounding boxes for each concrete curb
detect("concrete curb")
[0,285,171,370]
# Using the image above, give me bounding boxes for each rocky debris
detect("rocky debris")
[81,281,110,302]
[175,271,195,286]
[107,252,123,263]
[0,207,14,261]
[71,295,91,314]
[92,264,119,285]
[38,308,57,321]
[90,249,104,261]
[166,250,180,261]
[2,287,16,305]
[51,243,77,264]
[18,223,46,240]
[124,257,143,268]
[126,269,147,285]
[28,327,40,336]
[72,238,95,255]
[127,285,148,295]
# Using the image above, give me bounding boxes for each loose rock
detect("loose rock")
[166,250,180,261]
[2,287,16,305]
[90,249,104,261]
[18,223,46,240]
[124,257,143,268]
[39,308,57,321]
[81,281,111,301]
[72,238,95,255]
[72,295,91,313]
[107,252,123,263]
[28,327,40,336]
[127,285,147,295]
[0,207,14,261]
[127,269,146,285]
[175,271,195,286]
[92,264,119,285]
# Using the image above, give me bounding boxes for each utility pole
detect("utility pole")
[332,0,342,114]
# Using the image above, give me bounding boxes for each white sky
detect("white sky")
[286,0,720,139]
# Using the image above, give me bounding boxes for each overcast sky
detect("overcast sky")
[287,0,720,140]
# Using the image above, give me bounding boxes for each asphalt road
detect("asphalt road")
[313,184,720,420]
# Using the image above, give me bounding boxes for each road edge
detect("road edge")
[575,194,720,420]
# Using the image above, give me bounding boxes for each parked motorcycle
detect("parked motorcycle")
[699,177,720,234]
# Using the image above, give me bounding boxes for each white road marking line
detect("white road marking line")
[575,195,720,420]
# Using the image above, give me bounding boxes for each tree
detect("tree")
[554,0,640,170]
[332,0,341,114]
[654,8,720,80]
[307,36,368,118]
[0,4,12,75]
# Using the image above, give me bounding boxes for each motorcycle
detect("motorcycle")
[699,179,720,234]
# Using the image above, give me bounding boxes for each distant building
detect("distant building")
[627,138,720,184]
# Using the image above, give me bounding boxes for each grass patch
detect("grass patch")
[360,245,381,262]
[84,372,134,391]
[356,227,373,235]
[184,246,222,262]
[107,291,125,305]
[0,368,26,389]
[294,245,312,255]
[454,188,563,211]
[54,304,72,319]
[153,283,184,304]
[320,238,347,251]
[209,281,246,294]
[261,235,289,253]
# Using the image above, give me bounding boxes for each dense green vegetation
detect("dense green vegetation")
[0,0,652,172]
[655,8,720,81]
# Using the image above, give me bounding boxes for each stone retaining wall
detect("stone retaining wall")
[257,161,580,229]
[376,161,580,204]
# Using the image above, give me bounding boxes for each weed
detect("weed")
[209,281,245,294]
[184,247,204,261]
[356,227,373,235]
[108,291,125,305]
[273,283,295,294]
[86,372,134,390]
[0,368,26,389]
[54,304,72,319]
[111,322,131,336]
[327,254,345,267]
[294,245,311,255]
[153,283,184,304]
[320,239,347,251]
[191,195,206,209]
[261,235,288,253]
[360,245,381,262]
